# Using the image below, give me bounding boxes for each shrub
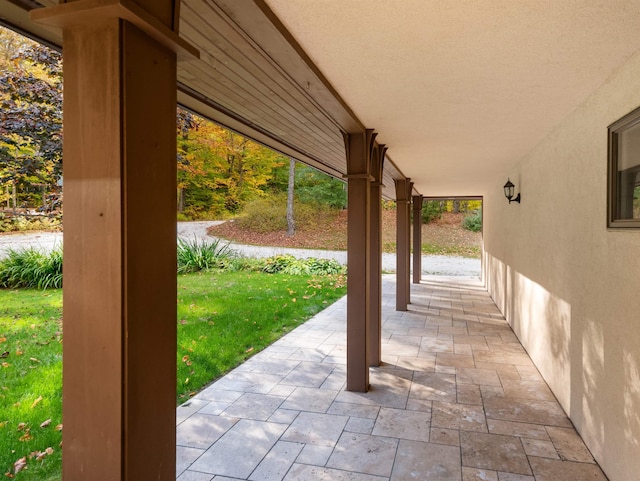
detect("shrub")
[0,214,62,233]
[421,201,443,224]
[462,209,482,232]
[225,256,264,272]
[304,257,345,275]
[260,255,346,275]
[0,246,63,289]
[236,196,287,233]
[0,240,346,290]
[177,237,236,273]
[236,196,335,233]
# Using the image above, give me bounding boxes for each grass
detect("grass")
[177,237,236,273]
[382,241,481,258]
[0,290,63,481]
[0,248,63,289]
[0,270,346,479]
[176,271,346,401]
[420,243,481,258]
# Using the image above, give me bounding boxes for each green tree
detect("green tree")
[422,200,443,223]
[295,164,346,209]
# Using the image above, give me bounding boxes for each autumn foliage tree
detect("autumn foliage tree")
[177,108,287,219]
[0,23,340,222]
[0,27,62,208]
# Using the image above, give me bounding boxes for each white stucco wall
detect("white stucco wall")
[482,50,640,481]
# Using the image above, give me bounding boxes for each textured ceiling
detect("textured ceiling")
[263,0,640,196]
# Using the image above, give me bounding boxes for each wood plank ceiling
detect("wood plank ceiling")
[0,0,408,199]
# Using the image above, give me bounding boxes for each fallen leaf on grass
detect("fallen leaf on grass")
[0,352,8,359]
[54,424,62,431]
[30,447,53,462]
[31,396,43,409]
[29,358,41,363]
[0,337,6,343]
[16,423,26,431]
[245,347,254,353]
[1,363,9,368]
[13,457,26,474]
[19,430,32,442]
[40,419,52,428]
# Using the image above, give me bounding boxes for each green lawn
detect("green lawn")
[0,270,346,480]
[0,290,62,481]
[382,241,481,258]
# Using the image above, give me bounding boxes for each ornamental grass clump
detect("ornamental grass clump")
[0,246,63,289]
[177,237,236,273]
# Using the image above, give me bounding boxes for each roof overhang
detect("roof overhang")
[4,0,640,199]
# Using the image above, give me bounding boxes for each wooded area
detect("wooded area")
[0,26,347,231]
[0,27,62,213]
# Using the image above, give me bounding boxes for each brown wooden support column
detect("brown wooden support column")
[395,179,411,311]
[368,143,386,367]
[405,182,413,305]
[344,130,376,391]
[32,2,197,480]
[412,195,423,284]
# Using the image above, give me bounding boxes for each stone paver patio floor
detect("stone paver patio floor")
[176,275,608,481]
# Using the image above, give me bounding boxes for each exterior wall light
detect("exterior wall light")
[503,178,521,204]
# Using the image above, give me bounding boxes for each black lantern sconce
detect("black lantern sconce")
[503,178,521,204]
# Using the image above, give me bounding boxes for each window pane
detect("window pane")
[619,121,640,171]
[616,170,640,219]
[617,124,640,220]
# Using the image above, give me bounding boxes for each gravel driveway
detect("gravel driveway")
[1,221,480,276]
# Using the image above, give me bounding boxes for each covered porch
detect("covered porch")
[1,1,639,480]
[175,275,606,481]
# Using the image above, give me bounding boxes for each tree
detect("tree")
[286,158,295,236]
[176,109,287,219]
[0,27,62,206]
[295,164,346,209]
[177,107,200,213]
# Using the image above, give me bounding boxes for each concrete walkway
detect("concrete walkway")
[0,221,481,276]
[175,275,607,481]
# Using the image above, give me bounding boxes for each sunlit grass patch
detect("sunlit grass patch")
[0,270,346,478]
[176,271,346,401]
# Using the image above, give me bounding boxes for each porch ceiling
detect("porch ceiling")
[262,0,640,196]
[4,1,640,198]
